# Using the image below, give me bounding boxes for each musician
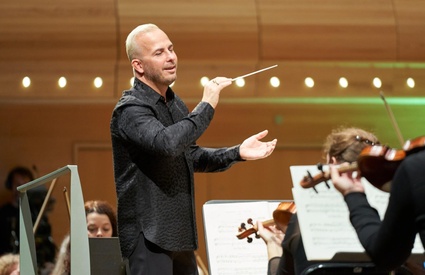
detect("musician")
[0,166,56,272]
[330,144,425,272]
[51,200,118,275]
[84,200,117,238]
[257,127,380,274]
[110,23,277,275]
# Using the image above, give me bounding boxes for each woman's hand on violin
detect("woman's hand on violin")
[257,220,284,259]
[330,163,365,196]
[239,130,277,160]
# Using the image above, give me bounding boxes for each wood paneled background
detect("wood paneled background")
[1,0,425,269]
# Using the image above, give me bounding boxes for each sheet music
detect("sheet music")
[290,165,424,261]
[203,200,281,275]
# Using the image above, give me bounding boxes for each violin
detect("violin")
[236,201,296,242]
[300,136,425,192]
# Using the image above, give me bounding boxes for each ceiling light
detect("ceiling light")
[200,76,209,87]
[22,76,31,88]
[94,77,103,88]
[270,77,280,88]
[407,77,415,88]
[235,78,245,87]
[339,77,348,88]
[373,77,382,88]
[305,77,314,88]
[58,77,67,88]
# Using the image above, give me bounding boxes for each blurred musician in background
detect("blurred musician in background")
[0,166,56,274]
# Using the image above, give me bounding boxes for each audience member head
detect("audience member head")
[4,166,35,206]
[322,127,379,164]
[0,253,19,275]
[84,200,117,237]
[5,166,34,191]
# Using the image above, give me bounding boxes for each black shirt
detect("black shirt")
[110,79,242,257]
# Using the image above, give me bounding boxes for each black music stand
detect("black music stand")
[89,237,129,275]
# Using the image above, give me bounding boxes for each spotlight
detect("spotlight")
[22,76,31,88]
[305,77,314,88]
[373,77,382,88]
[58,77,67,88]
[235,78,245,87]
[407,77,415,88]
[200,76,209,87]
[270,77,280,88]
[339,77,348,88]
[94,77,103,88]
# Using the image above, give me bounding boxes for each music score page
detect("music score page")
[203,200,281,275]
[290,165,425,261]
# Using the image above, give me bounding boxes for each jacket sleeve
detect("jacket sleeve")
[115,100,214,157]
[190,144,244,172]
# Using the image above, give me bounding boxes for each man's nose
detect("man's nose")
[167,50,176,60]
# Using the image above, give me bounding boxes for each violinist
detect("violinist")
[330,141,425,272]
[257,127,380,275]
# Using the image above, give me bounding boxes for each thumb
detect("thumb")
[255,130,269,140]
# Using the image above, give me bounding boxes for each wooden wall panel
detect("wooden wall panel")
[118,0,258,61]
[394,0,425,60]
[0,0,117,61]
[259,0,397,61]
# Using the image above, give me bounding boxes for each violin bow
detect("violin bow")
[380,91,405,147]
[63,187,71,220]
[33,178,57,234]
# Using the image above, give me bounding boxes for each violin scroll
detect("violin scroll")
[236,201,297,242]
[237,218,274,243]
[300,163,358,190]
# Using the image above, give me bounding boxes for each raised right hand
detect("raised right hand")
[201,77,232,108]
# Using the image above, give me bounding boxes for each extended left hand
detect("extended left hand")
[239,130,277,160]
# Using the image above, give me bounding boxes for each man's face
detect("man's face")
[136,29,178,88]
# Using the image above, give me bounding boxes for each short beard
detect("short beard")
[144,66,176,87]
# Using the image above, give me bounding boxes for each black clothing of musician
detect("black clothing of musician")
[0,185,56,268]
[340,149,425,271]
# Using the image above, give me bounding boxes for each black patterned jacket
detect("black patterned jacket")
[110,78,242,258]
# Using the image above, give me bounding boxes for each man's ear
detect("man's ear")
[131,59,143,74]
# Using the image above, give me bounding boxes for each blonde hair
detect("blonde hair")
[125,23,160,61]
[323,127,379,163]
[0,253,19,275]
[51,235,70,275]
